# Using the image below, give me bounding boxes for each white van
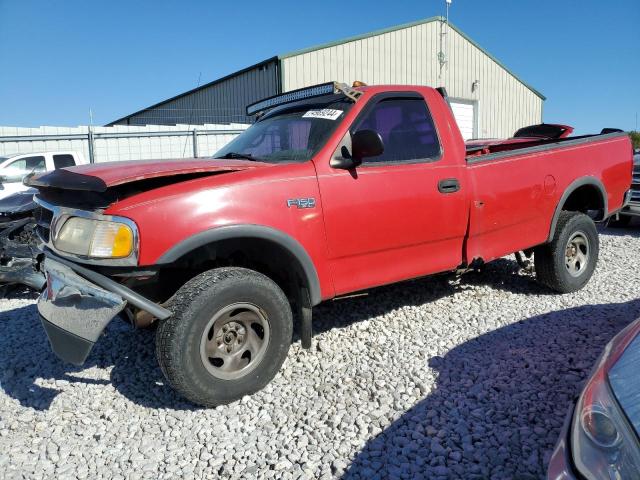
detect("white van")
[0,151,87,201]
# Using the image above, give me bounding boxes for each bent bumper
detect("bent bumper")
[38,253,172,365]
[38,258,127,365]
[0,257,45,290]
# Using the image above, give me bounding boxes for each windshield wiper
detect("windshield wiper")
[214,152,261,161]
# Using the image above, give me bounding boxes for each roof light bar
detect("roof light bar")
[246,81,363,116]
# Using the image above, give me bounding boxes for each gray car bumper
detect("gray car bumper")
[622,202,640,217]
[547,404,582,480]
[38,253,172,365]
[620,188,640,216]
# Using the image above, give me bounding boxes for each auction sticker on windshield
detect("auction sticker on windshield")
[302,109,343,121]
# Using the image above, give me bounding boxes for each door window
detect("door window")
[352,96,440,164]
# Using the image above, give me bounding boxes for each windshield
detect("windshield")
[214,95,352,163]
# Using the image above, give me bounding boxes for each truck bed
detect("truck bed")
[465,131,626,160]
[463,131,631,264]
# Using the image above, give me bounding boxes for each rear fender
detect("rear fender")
[547,177,607,242]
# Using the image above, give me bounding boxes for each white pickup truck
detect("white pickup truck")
[0,151,87,201]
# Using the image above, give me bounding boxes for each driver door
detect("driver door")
[315,92,467,295]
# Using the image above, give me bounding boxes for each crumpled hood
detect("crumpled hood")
[28,158,269,192]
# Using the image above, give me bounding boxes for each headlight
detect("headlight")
[571,365,640,478]
[55,217,135,258]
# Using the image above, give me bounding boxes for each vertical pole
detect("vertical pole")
[87,127,95,164]
[444,0,450,69]
[192,128,199,158]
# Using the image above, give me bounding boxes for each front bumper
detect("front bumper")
[38,253,172,365]
[547,404,581,480]
[38,258,127,365]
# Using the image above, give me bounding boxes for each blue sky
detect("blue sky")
[0,0,638,134]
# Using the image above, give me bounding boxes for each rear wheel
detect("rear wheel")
[156,267,293,407]
[534,211,599,293]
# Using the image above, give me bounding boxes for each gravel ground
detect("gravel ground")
[1,226,640,480]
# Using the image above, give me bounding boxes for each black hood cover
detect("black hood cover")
[27,169,108,192]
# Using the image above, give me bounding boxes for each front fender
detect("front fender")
[156,224,322,306]
[106,162,333,303]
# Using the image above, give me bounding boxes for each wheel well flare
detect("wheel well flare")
[156,225,322,306]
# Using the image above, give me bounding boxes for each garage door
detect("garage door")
[450,100,476,140]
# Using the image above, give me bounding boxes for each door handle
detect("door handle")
[438,178,460,194]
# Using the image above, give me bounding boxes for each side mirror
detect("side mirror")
[331,129,384,170]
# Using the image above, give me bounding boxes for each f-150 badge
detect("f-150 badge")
[287,198,316,209]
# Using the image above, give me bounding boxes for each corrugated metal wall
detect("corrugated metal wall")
[112,60,279,126]
[280,21,543,139]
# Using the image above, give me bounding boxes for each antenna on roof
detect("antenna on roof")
[438,0,452,76]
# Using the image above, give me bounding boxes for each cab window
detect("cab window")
[53,154,76,168]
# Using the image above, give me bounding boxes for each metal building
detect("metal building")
[109,16,545,140]
[108,59,280,127]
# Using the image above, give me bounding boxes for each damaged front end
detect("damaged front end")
[0,189,45,292]
[27,161,243,363]
[38,253,172,364]
[32,190,172,365]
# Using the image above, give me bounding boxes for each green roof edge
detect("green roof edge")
[277,16,546,101]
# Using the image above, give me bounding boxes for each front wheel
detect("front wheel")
[534,211,599,293]
[156,267,293,407]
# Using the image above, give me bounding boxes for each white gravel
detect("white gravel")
[1,225,640,480]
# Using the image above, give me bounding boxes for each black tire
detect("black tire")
[534,211,599,293]
[156,267,293,407]
[608,214,632,228]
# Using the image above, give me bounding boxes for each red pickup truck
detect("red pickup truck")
[30,82,633,406]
